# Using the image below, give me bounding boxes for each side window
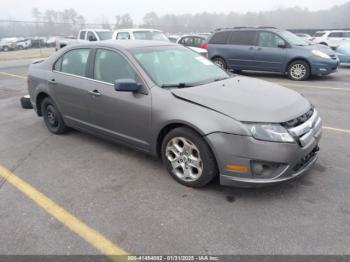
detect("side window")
[258,32,285,48]
[228,31,257,45]
[209,31,231,44]
[180,37,194,46]
[343,32,350,38]
[53,57,62,71]
[87,31,97,41]
[94,49,137,84]
[116,32,130,40]
[61,49,90,77]
[79,31,86,40]
[328,32,342,38]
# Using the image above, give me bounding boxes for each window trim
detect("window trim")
[52,47,92,78]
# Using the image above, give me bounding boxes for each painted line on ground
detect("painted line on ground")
[0,164,128,261]
[274,81,350,92]
[323,126,350,134]
[0,71,27,79]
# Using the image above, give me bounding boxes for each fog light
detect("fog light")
[225,164,248,172]
[251,161,284,178]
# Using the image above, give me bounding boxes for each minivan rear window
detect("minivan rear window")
[228,31,257,45]
[209,31,230,44]
[314,32,325,37]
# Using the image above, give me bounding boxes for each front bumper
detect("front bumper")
[205,128,321,188]
[310,58,339,75]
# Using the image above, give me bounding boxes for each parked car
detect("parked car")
[335,43,350,63]
[113,29,208,57]
[55,29,113,50]
[27,40,321,188]
[0,37,18,51]
[168,35,180,43]
[207,28,339,80]
[46,37,57,47]
[295,33,312,41]
[176,34,208,49]
[311,30,350,48]
[16,39,32,50]
[112,28,169,41]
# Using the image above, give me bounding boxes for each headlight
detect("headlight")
[312,50,331,59]
[246,124,295,143]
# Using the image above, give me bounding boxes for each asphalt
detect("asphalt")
[0,60,349,256]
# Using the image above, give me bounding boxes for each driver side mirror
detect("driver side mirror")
[114,79,142,92]
[277,41,287,48]
[88,35,97,41]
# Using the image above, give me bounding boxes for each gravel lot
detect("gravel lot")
[0,60,349,256]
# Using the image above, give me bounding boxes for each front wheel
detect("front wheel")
[212,57,227,70]
[161,127,218,188]
[41,97,69,134]
[287,60,310,81]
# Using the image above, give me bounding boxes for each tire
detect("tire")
[20,95,33,109]
[287,60,310,81]
[41,97,68,134]
[212,57,227,70]
[161,127,218,188]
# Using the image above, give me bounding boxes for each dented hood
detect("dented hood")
[171,76,311,123]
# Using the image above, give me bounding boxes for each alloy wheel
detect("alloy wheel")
[165,137,203,182]
[290,63,306,80]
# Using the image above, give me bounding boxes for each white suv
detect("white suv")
[112,29,169,41]
[311,30,350,48]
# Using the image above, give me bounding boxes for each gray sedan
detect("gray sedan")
[28,40,322,187]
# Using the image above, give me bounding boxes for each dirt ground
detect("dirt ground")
[0,48,55,61]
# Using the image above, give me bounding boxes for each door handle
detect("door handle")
[88,90,101,96]
[49,79,57,84]
[249,46,254,50]
[257,47,262,51]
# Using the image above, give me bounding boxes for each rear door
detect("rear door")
[253,31,288,72]
[50,48,93,125]
[225,30,258,70]
[88,48,152,150]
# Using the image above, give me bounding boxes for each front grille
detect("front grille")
[293,145,319,171]
[282,108,322,147]
[282,108,314,129]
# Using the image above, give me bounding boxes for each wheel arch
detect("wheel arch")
[35,92,50,116]
[285,57,311,73]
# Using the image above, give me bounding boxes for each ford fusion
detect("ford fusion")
[27,41,322,187]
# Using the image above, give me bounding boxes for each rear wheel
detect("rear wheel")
[161,127,218,188]
[212,57,227,70]
[41,97,68,134]
[287,60,310,81]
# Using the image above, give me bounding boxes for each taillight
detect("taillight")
[201,42,207,49]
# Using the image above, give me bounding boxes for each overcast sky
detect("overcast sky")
[1,0,349,23]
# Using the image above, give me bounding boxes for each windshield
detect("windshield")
[280,31,311,46]
[133,31,169,42]
[132,46,229,87]
[96,31,113,40]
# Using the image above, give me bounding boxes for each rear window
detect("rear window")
[228,31,257,45]
[209,31,230,44]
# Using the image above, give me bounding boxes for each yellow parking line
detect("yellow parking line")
[0,71,27,79]
[275,82,350,92]
[323,126,350,134]
[0,164,128,261]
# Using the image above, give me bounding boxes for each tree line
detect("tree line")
[1,1,350,37]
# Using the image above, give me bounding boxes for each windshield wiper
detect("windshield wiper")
[161,83,194,88]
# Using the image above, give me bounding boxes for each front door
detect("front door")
[253,31,288,72]
[88,48,152,151]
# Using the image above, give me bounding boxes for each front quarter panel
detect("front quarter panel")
[150,87,249,154]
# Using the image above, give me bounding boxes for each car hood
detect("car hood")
[171,76,311,123]
[300,44,335,55]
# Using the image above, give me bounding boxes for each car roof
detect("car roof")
[70,40,177,50]
[216,28,283,33]
[81,29,111,32]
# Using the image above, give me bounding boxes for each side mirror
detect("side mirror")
[114,79,141,92]
[88,35,97,41]
[277,42,287,48]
